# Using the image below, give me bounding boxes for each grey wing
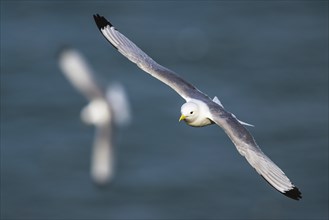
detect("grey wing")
[58,47,104,101]
[209,105,302,200]
[106,82,131,127]
[93,14,209,101]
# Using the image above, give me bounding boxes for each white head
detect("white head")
[179,102,199,124]
[179,100,213,127]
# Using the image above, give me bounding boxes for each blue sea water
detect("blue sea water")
[1,1,328,219]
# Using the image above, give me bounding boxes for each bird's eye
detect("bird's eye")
[190,111,194,115]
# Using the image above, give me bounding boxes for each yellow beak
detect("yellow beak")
[179,114,186,122]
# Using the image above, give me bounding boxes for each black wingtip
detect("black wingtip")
[93,14,113,30]
[260,175,302,201]
[283,186,302,201]
[93,14,118,50]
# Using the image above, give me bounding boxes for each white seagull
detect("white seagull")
[58,47,130,185]
[93,14,302,200]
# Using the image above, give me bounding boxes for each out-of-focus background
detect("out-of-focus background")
[1,1,328,219]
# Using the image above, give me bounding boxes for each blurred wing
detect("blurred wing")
[91,123,115,185]
[106,82,131,126]
[209,106,302,200]
[58,48,104,100]
[93,14,209,101]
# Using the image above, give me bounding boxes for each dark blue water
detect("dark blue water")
[1,1,328,219]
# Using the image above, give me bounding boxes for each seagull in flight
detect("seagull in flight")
[58,47,130,185]
[93,14,302,200]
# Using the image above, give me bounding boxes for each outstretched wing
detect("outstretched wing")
[93,14,209,101]
[58,47,104,101]
[208,104,302,200]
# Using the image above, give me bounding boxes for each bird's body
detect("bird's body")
[93,14,302,200]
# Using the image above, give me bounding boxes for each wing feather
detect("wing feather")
[58,48,104,100]
[209,105,302,200]
[93,14,208,101]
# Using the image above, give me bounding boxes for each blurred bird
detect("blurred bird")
[58,47,131,185]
